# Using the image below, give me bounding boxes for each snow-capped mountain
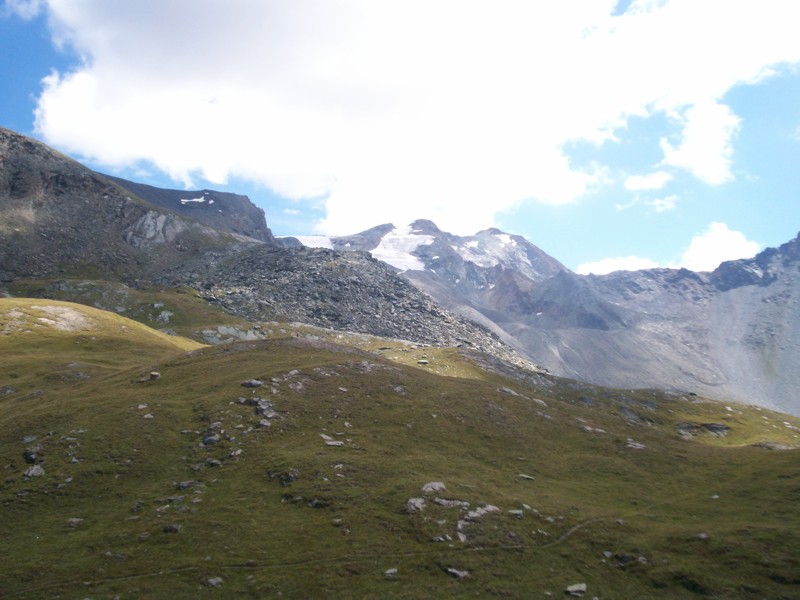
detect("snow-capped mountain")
[290,220,800,415]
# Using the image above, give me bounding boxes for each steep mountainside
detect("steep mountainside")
[0,129,531,369]
[0,128,238,283]
[296,221,800,415]
[105,175,276,243]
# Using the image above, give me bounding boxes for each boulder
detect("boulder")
[421,481,446,494]
[406,498,426,512]
[566,583,587,596]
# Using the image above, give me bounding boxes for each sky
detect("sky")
[1,0,799,274]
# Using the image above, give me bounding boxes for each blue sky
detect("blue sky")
[1,0,799,273]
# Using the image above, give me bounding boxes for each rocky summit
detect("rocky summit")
[294,220,800,415]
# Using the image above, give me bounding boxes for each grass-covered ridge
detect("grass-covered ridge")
[1,300,799,598]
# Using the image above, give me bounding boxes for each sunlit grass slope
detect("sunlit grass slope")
[1,302,799,598]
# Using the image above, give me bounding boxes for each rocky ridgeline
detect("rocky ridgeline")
[158,243,534,367]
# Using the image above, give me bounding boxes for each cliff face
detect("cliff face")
[105,175,276,244]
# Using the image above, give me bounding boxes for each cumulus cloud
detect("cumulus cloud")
[676,222,761,271]
[578,222,760,274]
[24,0,800,234]
[576,256,660,275]
[660,101,741,184]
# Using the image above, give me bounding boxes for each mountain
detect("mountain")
[0,128,531,370]
[0,127,244,283]
[105,174,276,243]
[4,129,800,599]
[294,222,800,415]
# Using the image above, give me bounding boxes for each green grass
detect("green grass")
[1,300,800,598]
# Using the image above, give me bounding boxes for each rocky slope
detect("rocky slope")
[0,128,532,370]
[155,242,533,367]
[296,221,800,415]
[105,175,276,243]
[0,127,239,284]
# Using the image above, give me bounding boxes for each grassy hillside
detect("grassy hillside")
[1,301,799,598]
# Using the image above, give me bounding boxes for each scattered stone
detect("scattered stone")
[325,440,345,447]
[206,459,222,467]
[602,551,613,559]
[137,404,148,410]
[421,481,446,494]
[229,449,242,458]
[434,498,469,509]
[702,423,731,436]
[417,359,429,365]
[207,577,224,588]
[258,419,271,428]
[457,532,467,543]
[517,473,535,481]
[320,433,334,441]
[22,435,37,444]
[163,524,182,534]
[176,480,201,490]
[275,468,299,487]
[66,518,84,528]
[406,498,426,512]
[149,372,161,380]
[1,386,18,396]
[143,413,155,419]
[446,567,470,579]
[466,504,500,520]
[626,438,646,450]
[203,434,221,445]
[696,532,710,540]
[24,465,44,478]
[241,379,264,388]
[384,568,398,578]
[566,583,587,596]
[508,509,524,519]
[23,445,42,464]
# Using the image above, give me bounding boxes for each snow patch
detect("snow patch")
[371,224,433,272]
[180,196,206,205]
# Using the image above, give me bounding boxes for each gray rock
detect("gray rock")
[163,524,182,533]
[176,480,201,490]
[66,518,84,528]
[517,473,536,481]
[23,445,42,464]
[384,568,398,578]
[241,379,264,388]
[446,567,470,579]
[508,509,524,519]
[406,498,426,512]
[24,465,44,478]
[203,434,221,445]
[434,498,469,509]
[566,582,587,596]
[421,481,446,494]
[207,577,224,587]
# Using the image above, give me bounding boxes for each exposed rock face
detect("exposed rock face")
[157,243,531,367]
[106,175,276,244]
[0,127,234,282]
[299,220,800,415]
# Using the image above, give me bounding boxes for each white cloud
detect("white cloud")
[650,194,678,212]
[577,256,659,275]
[660,101,741,184]
[675,222,761,271]
[578,222,760,274]
[624,171,672,191]
[26,1,800,234]
[3,0,43,19]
